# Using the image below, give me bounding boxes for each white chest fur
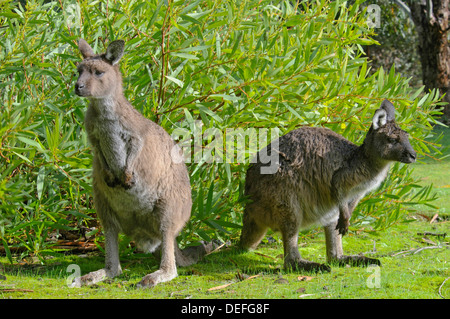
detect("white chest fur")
[356,165,390,196]
[89,99,130,176]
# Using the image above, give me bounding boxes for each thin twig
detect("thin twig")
[413,245,444,254]
[157,4,173,108]
[205,242,226,256]
[391,245,444,257]
[430,213,439,224]
[207,274,260,292]
[438,277,449,299]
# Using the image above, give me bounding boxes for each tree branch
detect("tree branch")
[392,0,412,20]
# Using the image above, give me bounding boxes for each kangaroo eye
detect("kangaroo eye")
[95,70,104,77]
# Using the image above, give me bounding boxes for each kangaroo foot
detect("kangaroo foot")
[137,269,177,289]
[331,255,381,267]
[78,267,122,286]
[285,258,331,273]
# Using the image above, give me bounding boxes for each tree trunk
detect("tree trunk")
[407,0,450,123]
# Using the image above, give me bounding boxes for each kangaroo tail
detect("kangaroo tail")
[174,241,216,267]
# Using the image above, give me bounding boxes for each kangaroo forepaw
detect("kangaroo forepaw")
[336,217,349,236]
[122,170,135,189]
[103,169,120,188]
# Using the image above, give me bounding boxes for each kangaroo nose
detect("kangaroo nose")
[75,83,85,96]
[404,149,416,163]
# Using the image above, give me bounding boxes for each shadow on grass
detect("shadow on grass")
[0,237,369,285]
[0,241,289,285]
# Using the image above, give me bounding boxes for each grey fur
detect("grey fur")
[74,39,213,288]
[239,100,416,272]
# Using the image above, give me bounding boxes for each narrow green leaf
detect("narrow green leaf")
[230,31,242,56]
[170,52,199,60]
[37,166,46,200]
[17,136,45,152]
[165,75,184,87]
[147,0,163,29]
[1,238,13,264]
[0,12,20,19]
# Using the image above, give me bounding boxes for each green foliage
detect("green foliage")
[0,0,443,259]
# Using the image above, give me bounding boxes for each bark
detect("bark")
[407,0,450,122]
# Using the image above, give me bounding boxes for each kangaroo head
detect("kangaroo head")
[75,39,125,98]
[365,100,416,164]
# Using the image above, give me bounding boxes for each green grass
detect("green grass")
[1,217,448,299]
[1,127,449,299]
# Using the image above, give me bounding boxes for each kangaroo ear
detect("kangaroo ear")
[372,108,387,130]
[105,40,125,65]
[380,99,396,121]
[78,39,95,59]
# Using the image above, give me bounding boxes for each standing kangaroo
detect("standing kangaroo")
[74,39,211,288]
[240,100,416,272]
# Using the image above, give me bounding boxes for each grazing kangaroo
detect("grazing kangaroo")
[74,39,212,288]
[240,100,416,272]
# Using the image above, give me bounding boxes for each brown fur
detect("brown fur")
[240,100,416,272]
[74,39,212,288]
